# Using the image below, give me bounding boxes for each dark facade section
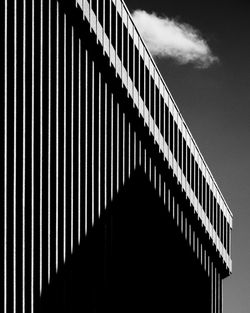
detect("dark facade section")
[40,170,211,313]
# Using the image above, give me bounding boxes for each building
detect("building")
[1,0,232,312]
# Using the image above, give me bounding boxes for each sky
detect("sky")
[125,0,250,312]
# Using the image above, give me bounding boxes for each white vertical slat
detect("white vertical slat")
[13,0,17,311]
[109,0,111,66]
[154,166,156,191]
[122,113,125,185]
[139,139,141,167]
[215,266,217,313]
[48,0,51,282]
[104,82,107,208]
[98,72,101,217]
[111,93,113,200]
[163,182,166,206]
[114,0,117,76]
[56,0,59,272]
[39,0,43,295]
[159,174,161,198]
[149,157,151,183]
[63,13,67,261]
[211,262,214,313]
[78,38,81,243]
[71,27,74,252]
[128,123,131,178]
[4,0,7,305]
[91,60,95,225]
[134,131,136,171]
[22,0,26,311]
[117,102,119,193]
[85,49,88,232]
[91,60,95,226]
[167,189,171,214]
[31,0,35,311]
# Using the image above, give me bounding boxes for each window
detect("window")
[224,215,227,248]
[217,204,220,238]
[160,96,164,135]
[111,2,116,48]
[145,67,149,109]
[155,86,160,127]
[140,56,144,99]
[191,154,195,192]
[210,189,213,226]
[227,223,230,254]
[206,184,210,219]
[219,206,224,243]
[179,130,183,170]
[169,113,173,153]
[165,105,169,144]
[202,176,206,211]
[199,169,202,205]
[174,122,178,161]
[213,197,217,232]
[117,14,122,59]
[123,25,128,70]
[98,0,103,25]
[195,161,199,198]
[187,146,191,184]
[183,138,187,176]
[129,35,133,80]
[150,76,155,119]
[104,0,110,37]
[134,46,139,89]
[92,0,97,14]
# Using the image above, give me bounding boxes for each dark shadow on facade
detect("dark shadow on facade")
[39,169,211,313]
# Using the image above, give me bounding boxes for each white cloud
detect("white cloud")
[132,10,219,68]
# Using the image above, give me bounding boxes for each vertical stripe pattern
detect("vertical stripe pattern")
[1,1,230,313]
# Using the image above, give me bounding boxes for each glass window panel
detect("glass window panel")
[217,204,220,238]
[169,113,174,153]
[145,67,149,109]
[214,196,217,232]
[104,0,110,37]
[92,0,97,14]
[174,122,178,161]
[191,154,195,192]
[117,13,122,59]
[129,35,133,80]
[140,56,144,99]
[195,161,199,198]
[98,0,104,25]
[155,86,160,127]
[199,169,202,205]
[123,25,128,69]
[202,176,206,211]
[210,189,214,225]
[227,223,230,254]
[183,138,187,176]
[187,146,191,184]
[150,76,155,119]
[179,130,183,170]
[165,104,169,145]
[111,2,116,48]
[134,46,139,89]
[160,95,164,135]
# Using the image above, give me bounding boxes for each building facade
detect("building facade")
[1,0,232,312]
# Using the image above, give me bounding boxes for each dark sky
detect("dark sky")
[125,0,250,312]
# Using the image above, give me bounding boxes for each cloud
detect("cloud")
[132,10,219,68]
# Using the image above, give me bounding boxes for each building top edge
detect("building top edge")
[120,0,233,219]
